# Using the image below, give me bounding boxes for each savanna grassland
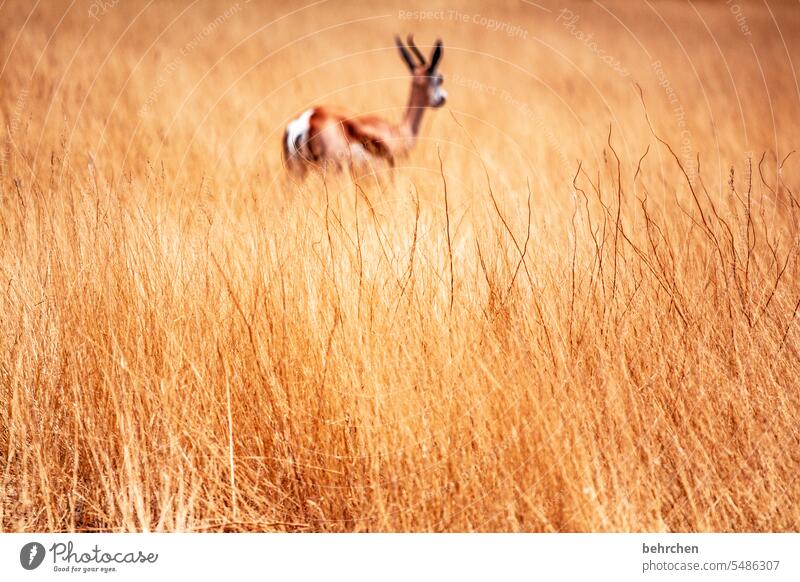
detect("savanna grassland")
[1,0,799,532]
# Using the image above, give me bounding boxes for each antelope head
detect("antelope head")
[395,34,447,109]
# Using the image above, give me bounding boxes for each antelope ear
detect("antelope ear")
[427,39,442,74]
[395,36,415,72]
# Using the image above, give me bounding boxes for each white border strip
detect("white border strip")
[1,533,798,581]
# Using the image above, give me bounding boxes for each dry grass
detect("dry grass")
[1,0,799,532]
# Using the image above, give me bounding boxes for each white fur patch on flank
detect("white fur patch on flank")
[285,108,314,158]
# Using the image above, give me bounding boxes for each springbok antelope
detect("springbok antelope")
[282,35,446,174]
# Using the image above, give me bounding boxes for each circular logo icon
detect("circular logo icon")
[20,542,46,570]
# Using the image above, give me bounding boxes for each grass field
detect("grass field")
[1,0,799,532]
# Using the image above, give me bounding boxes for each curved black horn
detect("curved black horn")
[406,34,426,67]
[395,35,415,72]
[427,38,443,74]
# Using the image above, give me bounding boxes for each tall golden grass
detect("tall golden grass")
[1,0,799,532]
